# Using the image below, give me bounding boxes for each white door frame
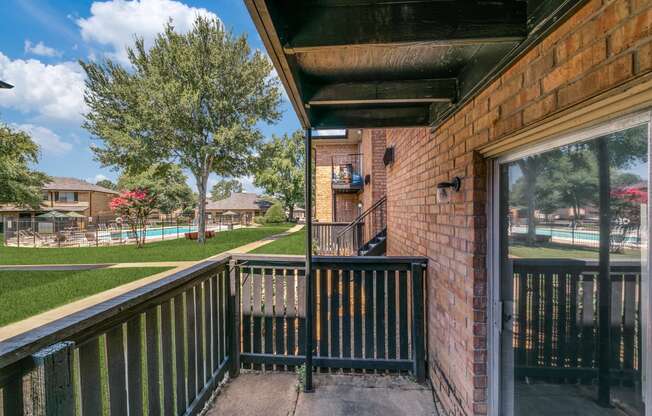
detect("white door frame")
[487,109,652,416]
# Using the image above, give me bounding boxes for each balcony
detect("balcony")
[331,153,363,193]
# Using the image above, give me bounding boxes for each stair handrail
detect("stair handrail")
[335,195,387,255]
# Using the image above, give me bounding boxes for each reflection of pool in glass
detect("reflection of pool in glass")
[511,226,640,243]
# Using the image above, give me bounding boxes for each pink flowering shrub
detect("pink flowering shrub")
[110,188,158,247]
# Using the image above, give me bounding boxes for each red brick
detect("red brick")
[639,40,652,72]
[610,8,652,54]
[523,93,557,125]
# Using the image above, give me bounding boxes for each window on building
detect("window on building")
[55,192,78,202]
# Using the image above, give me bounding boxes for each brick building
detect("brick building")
[248,1,652,415]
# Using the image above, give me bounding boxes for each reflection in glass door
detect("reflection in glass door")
[498,118,650,415]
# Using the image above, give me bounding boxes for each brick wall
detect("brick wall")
[361,129,388,210]
[384,1,652,415]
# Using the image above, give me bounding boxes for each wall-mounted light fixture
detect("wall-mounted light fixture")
[436,176,462,203]
[383,146,394,166]
[364,174,371,185]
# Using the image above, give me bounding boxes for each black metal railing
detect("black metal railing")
[335,196,387,256]
[331,153,363,191]
[511,259,642,384]
[0,254,428,415]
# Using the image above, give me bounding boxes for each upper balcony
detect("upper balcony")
[331,153,363,192]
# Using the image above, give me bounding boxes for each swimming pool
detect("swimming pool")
[510,226,640,244]
[106,225,200,240]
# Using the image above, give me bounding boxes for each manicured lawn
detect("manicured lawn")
[0,267,169,326]
[0,224,293,265]
[510,243,640,261]
[250,229,306,255]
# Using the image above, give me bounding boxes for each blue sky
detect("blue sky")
[0,0,301,193]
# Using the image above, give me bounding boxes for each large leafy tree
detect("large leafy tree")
[0,123,49,208]
[211,178,243,201]
[254,130,304,220]
[95,179,117,190]
[81,16,281,242]
[117,164,194,215]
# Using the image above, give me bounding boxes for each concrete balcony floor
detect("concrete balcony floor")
[207,372,439,416]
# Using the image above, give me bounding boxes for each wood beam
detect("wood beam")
[308,79,457,106]
[311,105,430,129]
[281,1,527,53]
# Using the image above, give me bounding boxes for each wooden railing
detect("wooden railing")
[234,255,427,379]
[313,222,354,255]
[511,259,642,384]
[336,196,387,256]
[0,258,235,416]
[0,254,428,415]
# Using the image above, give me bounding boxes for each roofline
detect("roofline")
[244,0,311,129]
[43,187,119,195]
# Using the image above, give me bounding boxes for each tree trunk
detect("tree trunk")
[288,204,294,222]
[196,173,208,244]
[525,174,537,245]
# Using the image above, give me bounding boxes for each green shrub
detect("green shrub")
[264,203,286,223]
[253,216,266,225]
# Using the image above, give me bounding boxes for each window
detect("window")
[42,191,49,201]
[494,114,650,415]
[55,192,78,202]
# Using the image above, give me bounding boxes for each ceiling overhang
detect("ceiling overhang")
[245,0,588,129]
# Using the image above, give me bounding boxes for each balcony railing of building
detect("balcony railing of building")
[331,153,363,192]
[336,196,387,256]
[0,253,427,416]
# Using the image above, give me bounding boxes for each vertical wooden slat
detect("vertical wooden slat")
[220,270,228,365]
[252,268,263,369]
[173,294,186,415]
[161,300,175,415]
[517,271,528,367]
[145,308,161,416]
[411,263,426,383]
[297,269,306,356]
[319,268,329,360]
[196,283,205,387]
[242,267,252,367]
[330,269,341,359]
[275,268,286,358]
[386,270,397,360]
[622,275,636,370]
[203,279,212,382]
[106,325,127,415]
[79,338,102,416]
[556,272,568,369]
[342,269,352,360]
[229,263,241,377]
[3,373,23,416]
[364,270,374,361]
[543,272,554,367]
[531,272,541,367]
[126,315,144,416]
[353,269,363,360]
[569,272,579,369]
[581,277,595,372]
[287,270,297,359]
[211,274,219,372]
[186,288,197,402]
[376,270,386,361]
[264,268,274,370]
[610,275,623,372]
[398,270,408,361]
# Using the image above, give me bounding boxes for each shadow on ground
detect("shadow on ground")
[206,372,438,416]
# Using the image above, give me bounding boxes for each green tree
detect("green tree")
[81,16,281,242]
[211,178,243,201]
[95,179,116,190]
[117,164,194,215]
[254,130,304,220]
[263,203,286,224]
[0,123,49,208]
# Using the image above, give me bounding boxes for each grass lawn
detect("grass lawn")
[510,243,641,261]
[250,229,306,255]
[0,267,169,326]
[0,224,293,265]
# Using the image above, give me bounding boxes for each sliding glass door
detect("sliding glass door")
[496,113,651,416]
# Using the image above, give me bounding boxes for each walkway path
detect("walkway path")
[206,373,439,416]
[0,224,304,341]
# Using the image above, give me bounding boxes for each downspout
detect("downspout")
[304,128,314,392]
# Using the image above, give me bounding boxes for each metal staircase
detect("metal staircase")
[335,195,387,256]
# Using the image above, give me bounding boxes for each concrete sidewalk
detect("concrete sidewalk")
[206,373,438,416]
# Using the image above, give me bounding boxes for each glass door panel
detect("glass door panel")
[499,122,649,416]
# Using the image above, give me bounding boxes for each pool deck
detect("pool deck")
[0,224,304,342]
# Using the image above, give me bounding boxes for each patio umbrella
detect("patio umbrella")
[65,212,85,218]
[37,211,68,218]
[222,211,237,217]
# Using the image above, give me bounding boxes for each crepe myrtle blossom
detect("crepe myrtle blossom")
[110,188,157,247]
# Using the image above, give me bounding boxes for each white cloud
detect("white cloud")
[24,40,62,57]
[87,173,109,183]
[77,0,220,65]
[0,52,87,122]
[12,123,73,156]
